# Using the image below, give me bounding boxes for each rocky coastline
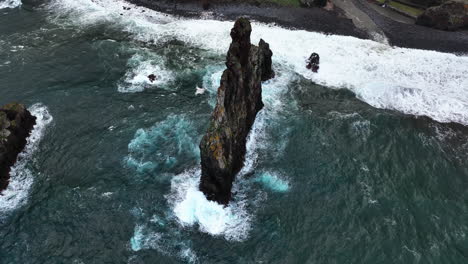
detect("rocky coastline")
[126,0,468,53]
[199,18,274,205]
[0,103,36,193]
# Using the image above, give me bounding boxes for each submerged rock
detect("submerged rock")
[199,18,275,205]
[416,1,468,31]
[0,103,36,192]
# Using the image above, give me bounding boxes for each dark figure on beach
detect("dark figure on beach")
[306,53,320,73]
[148,74,157,82]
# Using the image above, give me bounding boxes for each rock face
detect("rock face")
[416,1,468,30]
[0,103,36,192]
[199,18,275,205]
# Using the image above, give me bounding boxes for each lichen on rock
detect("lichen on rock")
[199,18,275,205]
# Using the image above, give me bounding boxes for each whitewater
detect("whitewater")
[41,0,468,246]
[0,104,53,220]
[2,1,468,263]
[0,0,21,9]
[47,0,468,125]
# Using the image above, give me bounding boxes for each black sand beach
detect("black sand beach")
[127,0,468,53]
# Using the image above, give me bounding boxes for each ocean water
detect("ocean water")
[1,0,468,263]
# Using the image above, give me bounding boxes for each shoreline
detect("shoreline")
[127,0,369,38]
[126,0,468,54]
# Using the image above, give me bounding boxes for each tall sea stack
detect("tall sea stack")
[199,18,275,205]
[0,103,36,192]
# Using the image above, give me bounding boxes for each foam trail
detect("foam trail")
[0,0,21,9]
[130,224,162,251]
[129,209,199,263]
[125,115,199,174]
[49,0,468,125]
[254,172,290,192]
[0,104,53,218]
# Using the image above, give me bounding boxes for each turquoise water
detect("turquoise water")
[1,1,468,263]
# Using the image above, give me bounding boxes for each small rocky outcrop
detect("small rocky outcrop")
[0,103,36,192]
[416,1,468,31]
[199,18,275,205]
[306,52,320,73]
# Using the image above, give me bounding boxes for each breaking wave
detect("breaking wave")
[0,104,53,218]
[168,169,252,241]
[118,52,174,93]
[48,0,468,125]
[0,0,21,9]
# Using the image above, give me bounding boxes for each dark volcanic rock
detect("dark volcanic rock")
[306,52,320,73]
[148,74,157,82]
[300,0,328,8]
[405,0,445,8]
[416,1,468,31]
[199,18,274,205]
[0,103,36,192]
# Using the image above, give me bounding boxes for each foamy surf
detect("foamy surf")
[254,172,290,193]
[168,169,252,241]
[48,0,468,125]
[124,115,199,174]
[0,104,53,218]
[118,53,174,93]
[129,209,199,263]
[0,0,21,9]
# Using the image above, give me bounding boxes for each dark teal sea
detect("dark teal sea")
[1,1,468,263]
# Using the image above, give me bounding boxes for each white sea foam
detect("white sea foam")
[130,224,162,251]
[0,0,21,9]
[254,172,290,192]
[130,213,199,263]
[49,0,468,125]
[168,169,252,241]
[163,68,292,241]
[118,53,174,93]
[125,115,199,174]
[0,104,53,217]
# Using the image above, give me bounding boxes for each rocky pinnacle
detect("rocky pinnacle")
[199,18,275,205]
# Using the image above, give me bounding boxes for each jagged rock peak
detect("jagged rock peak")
[199,18,275,205]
